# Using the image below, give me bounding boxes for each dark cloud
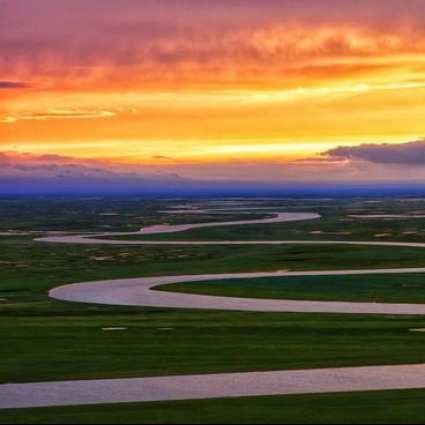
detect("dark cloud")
[0,152,189,194]
[324,140,425,165]
[0,161,116,178]
[0,81,30,89]
[0,151,184,182]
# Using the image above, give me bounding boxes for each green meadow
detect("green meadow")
[3,389,425,424]
[3,196,425,423]
[158,273,425,304]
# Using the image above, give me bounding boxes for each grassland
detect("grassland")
[3,196,425,423]
[105,197,425,242]
[3,235,425,384]
[109,212,425,242]
[3,234,425,383]
[157,273,425,303]
[4,303,425,383]
[3,389,425,424]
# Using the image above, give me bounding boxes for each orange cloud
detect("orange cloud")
[2,109,116,123]
[2,0,425,173]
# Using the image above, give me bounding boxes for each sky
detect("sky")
[2,0,425,191]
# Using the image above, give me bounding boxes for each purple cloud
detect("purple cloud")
[0,150,184,181]
[1,0,425,83]
[324,140,425,165]
[0,81,30,89]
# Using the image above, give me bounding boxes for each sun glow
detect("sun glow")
[2,0,425,180]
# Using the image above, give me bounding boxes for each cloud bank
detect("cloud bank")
[324,140,425,165]
[2,0,425,88]
[0,151,182,180]
[0,81,31,89]
[4,143,425,195]
[2,1,425,189]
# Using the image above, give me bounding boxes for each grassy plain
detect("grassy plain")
[3,304,425,383]
[3,196,425,423]
[3,389,425,424]
[157,273,425,303]
[106,197,425,242]
[3,237,425,383]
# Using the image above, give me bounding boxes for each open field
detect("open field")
[4,196,425,241]
[3,389,425,424]
[4,304,425,383]
[4,196,425,422]
[5,234,425,383]
[95,197,425,242]
[108,212,425,242]
[157,273,425,304]
[7,238,425,308]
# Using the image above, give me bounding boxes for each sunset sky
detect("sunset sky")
[2,0,425,190]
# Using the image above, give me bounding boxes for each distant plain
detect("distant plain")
[3,196,425,422]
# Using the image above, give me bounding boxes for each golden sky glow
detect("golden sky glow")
[1,0,425,182]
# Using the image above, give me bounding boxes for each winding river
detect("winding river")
[3,210,425,409]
